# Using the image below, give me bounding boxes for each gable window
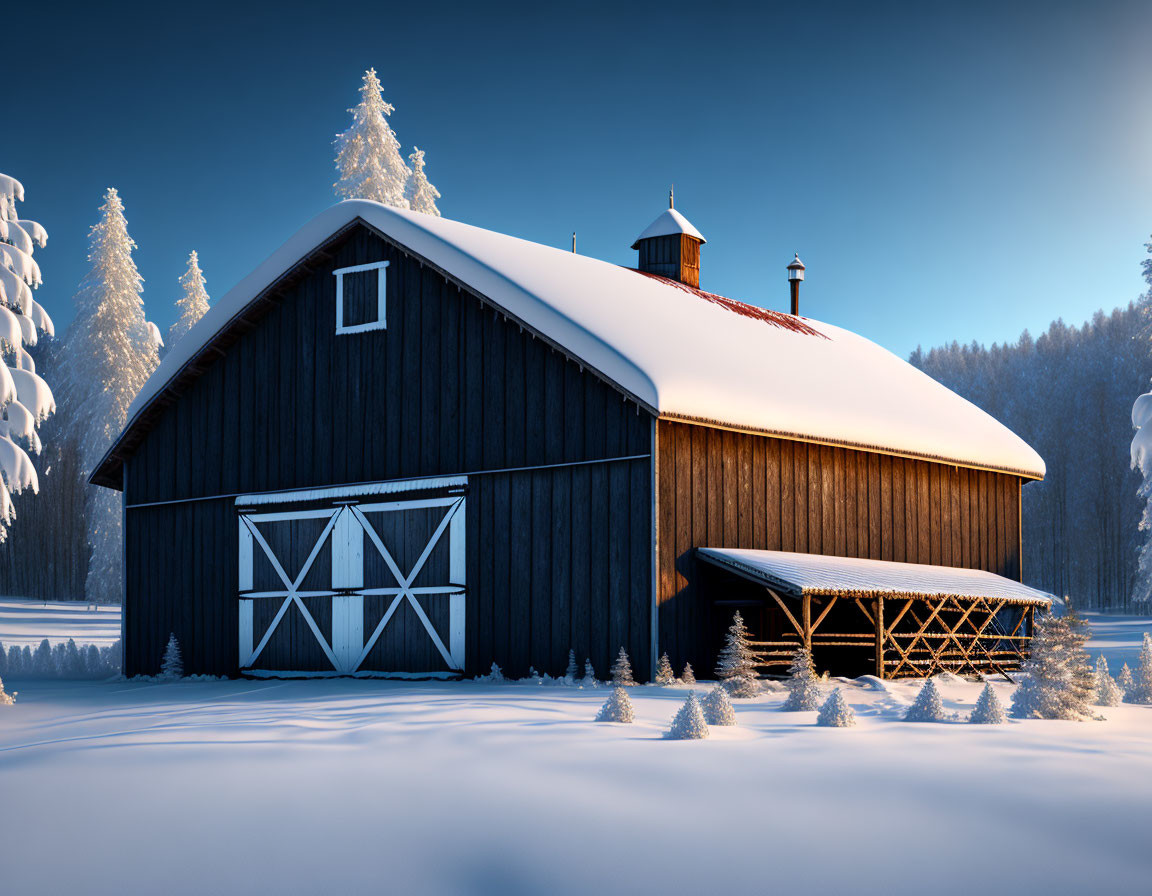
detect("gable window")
[334,260,389,334]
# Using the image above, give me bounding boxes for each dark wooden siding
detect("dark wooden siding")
[122,223,652,678]
[655,419,1024,670]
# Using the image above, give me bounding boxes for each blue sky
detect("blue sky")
[6,0,1151,358]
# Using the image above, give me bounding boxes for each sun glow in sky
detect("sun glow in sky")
[6,0,1152,359]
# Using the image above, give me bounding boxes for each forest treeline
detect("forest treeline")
[911,299,1151,610]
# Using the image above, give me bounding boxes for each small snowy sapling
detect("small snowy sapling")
[1094,656,1123,707]
[782,647,823,711]
[1124,633,1152,704]
[611,647,635,687]
[969,683,1007,724]
[816,688,855,727]
[681,663,696,686]
[1117,662,1134,695]
[701,685,737,726]
[715,611,760,698]
[904,679,952,722]
[161,634,183,680]
[1011,613,1096,720]
[564,649,578,684]
[666,692,709,740]
[595,687,635,723]
[480,661,505,683]
[168,251,211,347]
[654,652,675,685]
[582,659,599,688]
[0,676,14,706]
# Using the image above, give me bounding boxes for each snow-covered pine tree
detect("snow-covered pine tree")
[816,688,855,727]
[1094,656,1123,707]
[969,683,1007,724]
[333,69,412,208]
[654,652,675,685]
[715,611,759,697]
[701,684,737,726]
[1117,662,1134,695]
[904,679,951,722]
[681,662,695,685]
[1124,633,1152,704]
[31,638,52,676]
[610,646,635,687]
[5,645,17,676]
[564,648,578,683]
[582,658,598,687]
[84,643,101,678]
[57,189,159,605]
[0,640,5,677]
[0,675,14,706]
[0,172,56,542]
[161,633,183,679]
[167,251,210,347]
[595,686,634,723]
[1011,613,1096,719]
[782,647,823,711]
[665,692,709,739]
[404,147,441,216]
[63,638,83,678]
[479,661,504,682]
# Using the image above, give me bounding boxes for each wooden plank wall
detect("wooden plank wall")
[122,224,653,677]
[654,419,1024,669]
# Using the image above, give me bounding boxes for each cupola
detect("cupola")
[632,190,706,288]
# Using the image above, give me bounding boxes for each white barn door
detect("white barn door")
[237,481,466,676]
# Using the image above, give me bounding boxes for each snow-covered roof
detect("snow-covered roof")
[102,200,1045,482]
[631,208,706,247]
[697,548,1053,606]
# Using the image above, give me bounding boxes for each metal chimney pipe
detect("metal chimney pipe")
[787,253,806,316]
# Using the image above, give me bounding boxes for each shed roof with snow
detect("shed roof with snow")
[94,200,1044,485]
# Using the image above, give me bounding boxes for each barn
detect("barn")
[91,198,1051,681]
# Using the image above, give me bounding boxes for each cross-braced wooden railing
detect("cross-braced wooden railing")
[749,589,1036,680]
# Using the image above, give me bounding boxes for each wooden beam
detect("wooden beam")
[875,596,885,678]
[810,596,839,634]
[767,588,804,638]
[802,594,812,651]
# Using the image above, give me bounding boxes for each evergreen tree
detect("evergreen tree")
[57,189,159,605]
[905,679,951,722]
[564,648,578,683]
[160,633,183,679]
[84,643,101,678]
[1094,656,1123,707]
[654,652,675,685]
[969,683,1007,724]
[715,611,759,697]
[1011,613,1097,719]
[680,662,695,686]
[701,685,737,725]
[782,647,823,711]
[63,638,83,678]
[1123,633,1152,704]
[1117,662,1135,695]
[7,644,20,676]
[595,686,634,723]
[20,645,30,671]
[610,646,635,687]
[167,251,210,347]
[665,692,709,739]
[30,638,52,676]
[404,147,441,216]
[816,688,856,727]
[0,172,55,542]
[333,69,411,208]
[0,675,14,706]
[0,639,5,677]
[582,658,598,687]
[479,661,504,682]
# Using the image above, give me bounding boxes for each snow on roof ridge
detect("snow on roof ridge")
[107,201,1045,482]
[631,207,706,246]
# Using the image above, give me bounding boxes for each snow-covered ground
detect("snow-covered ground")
[0,597,120,648]
[1,612,1150,894]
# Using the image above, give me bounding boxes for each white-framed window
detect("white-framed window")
[334,260,389,334]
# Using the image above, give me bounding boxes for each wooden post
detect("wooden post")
[802,595,812,651]
[875,596,885,679]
